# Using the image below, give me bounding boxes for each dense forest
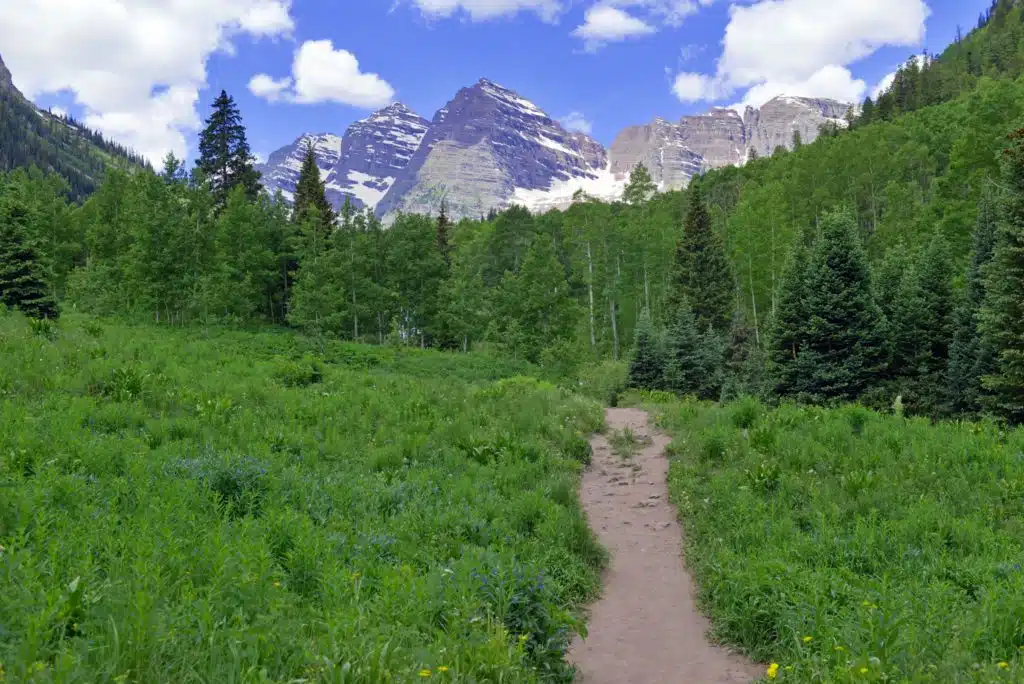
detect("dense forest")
[5,0,1024,422]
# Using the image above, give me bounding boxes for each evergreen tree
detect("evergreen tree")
[723,307,766,400]
[288,207,344,335]
[622,164,657,205]
[949,188,999,415]
[0,176,57,318]
[292,142,335,236]
[436,199,452,269]
[981,129,1024,423]
[747,148,759,161]
[196,90,261,209]
[792,130,803,149]
[798,209,886,403]
[670,184,733,332]
[627,308,665,391]
[663,297,704,397]
[768,227,813,397]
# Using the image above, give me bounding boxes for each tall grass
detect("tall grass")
[657,396,1024,682]
[0,311,604,682]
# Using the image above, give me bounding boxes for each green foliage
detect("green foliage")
[671,185,733,332]
[627,308,664,391]
[196,90,261,209]
[661,397,1024,681]
[663,298,704,397]
[292,142,335,236]
[0,313,604,682]
[950,188,1000,415]
[0,173,57,319]
[622,163,657,205]
[981,128,1024,423]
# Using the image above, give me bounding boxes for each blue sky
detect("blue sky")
[0,0,994,163]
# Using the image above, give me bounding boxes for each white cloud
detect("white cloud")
[248,74,291,102]
[405,0,563,21]
[0,0,294,164]
[48,106,68,118]
[673,72,720,101]
[573,5,655,48]
[249,40,395,109]
[733,65,867,110]
[559,111,593,134]
[672,0,928,106]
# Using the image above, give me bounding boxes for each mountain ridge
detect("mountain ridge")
[258,78,853,221]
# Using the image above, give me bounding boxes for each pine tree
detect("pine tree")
[288,207,344,335]
[627,308,665,391]
[663,297,704,396]
[768,227,813,397]
[196,90,261,209]
[670,184,733,332]
[980,129,1024,423]
[799,209,886,403]
[792,129,803,149]
[292,142,335,236]
[949,188,999,415]
[0,177,58,319]
[723,307,765,400]
[622,164,657,205]
[436,199,452,269]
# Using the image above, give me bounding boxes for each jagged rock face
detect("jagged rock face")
[375,79,609,220]
[609,118,707,189]
[744,96,851,158]
[325,103,429,210]
[0,54,19,96]
[257,133,343,204]
[610,96,851,190]
[258,103,428,211]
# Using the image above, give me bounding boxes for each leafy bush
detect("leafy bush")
[271,353,323,387]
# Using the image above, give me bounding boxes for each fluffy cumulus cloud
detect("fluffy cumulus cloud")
[404,0,564,21]
[559,111,593,134]
[249,40,395,109]
[574,0,715,49]
[0,0,295,164]
[673,0,928,107]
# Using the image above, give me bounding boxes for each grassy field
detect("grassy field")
[650,395,1024,683]
[0,310,606,683]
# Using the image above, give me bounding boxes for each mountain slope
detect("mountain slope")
[375,79,609,220]
[0,54,148,199]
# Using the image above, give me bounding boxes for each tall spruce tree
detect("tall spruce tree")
[949,188,1000,415]
[0,177,57,319]
[663,297,704,397]
[670,184,733,332]
[627,308,665,391]
[292,142,335,236]
[980,129,1024,423]
[196,90,261,209]
[436,199,452,269]
[769,227,813,397]
[799,209,886,403]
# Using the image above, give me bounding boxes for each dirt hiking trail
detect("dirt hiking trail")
[569,407,760,684]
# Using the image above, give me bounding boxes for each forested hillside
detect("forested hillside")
[0,56,147,201]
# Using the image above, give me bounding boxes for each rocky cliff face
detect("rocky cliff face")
[375,79,609,220]
[744,97,851,158]
[0,54,19,96]
[609,96,852,190]
[257,103,429,211]
[258,81,852,220]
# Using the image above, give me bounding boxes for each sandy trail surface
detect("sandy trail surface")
[569,407,760,684]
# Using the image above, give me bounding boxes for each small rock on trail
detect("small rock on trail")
[569,407,760,684]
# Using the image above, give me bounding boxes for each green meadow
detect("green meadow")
[0,310,606,683]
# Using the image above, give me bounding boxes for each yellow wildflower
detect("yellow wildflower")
[273,581,281,588]
[438,666,449,672]
[999,662,1009,669]
[802,636,813,643]
[766,663,779,679]
[859,667,869,675]
[419,669,431,678]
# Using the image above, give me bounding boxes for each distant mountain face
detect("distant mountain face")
[258,79,853,221]
[0,53,148,200]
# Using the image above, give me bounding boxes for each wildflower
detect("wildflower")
[835,646,845,652]
[519,634,529,643]
[273,581,281,588]
[438,666,449,672]
[766,663,779,679]
[803,636,813,643]
[859,667,869,675]
[419,669,431,677]
[999,662,1009,669]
